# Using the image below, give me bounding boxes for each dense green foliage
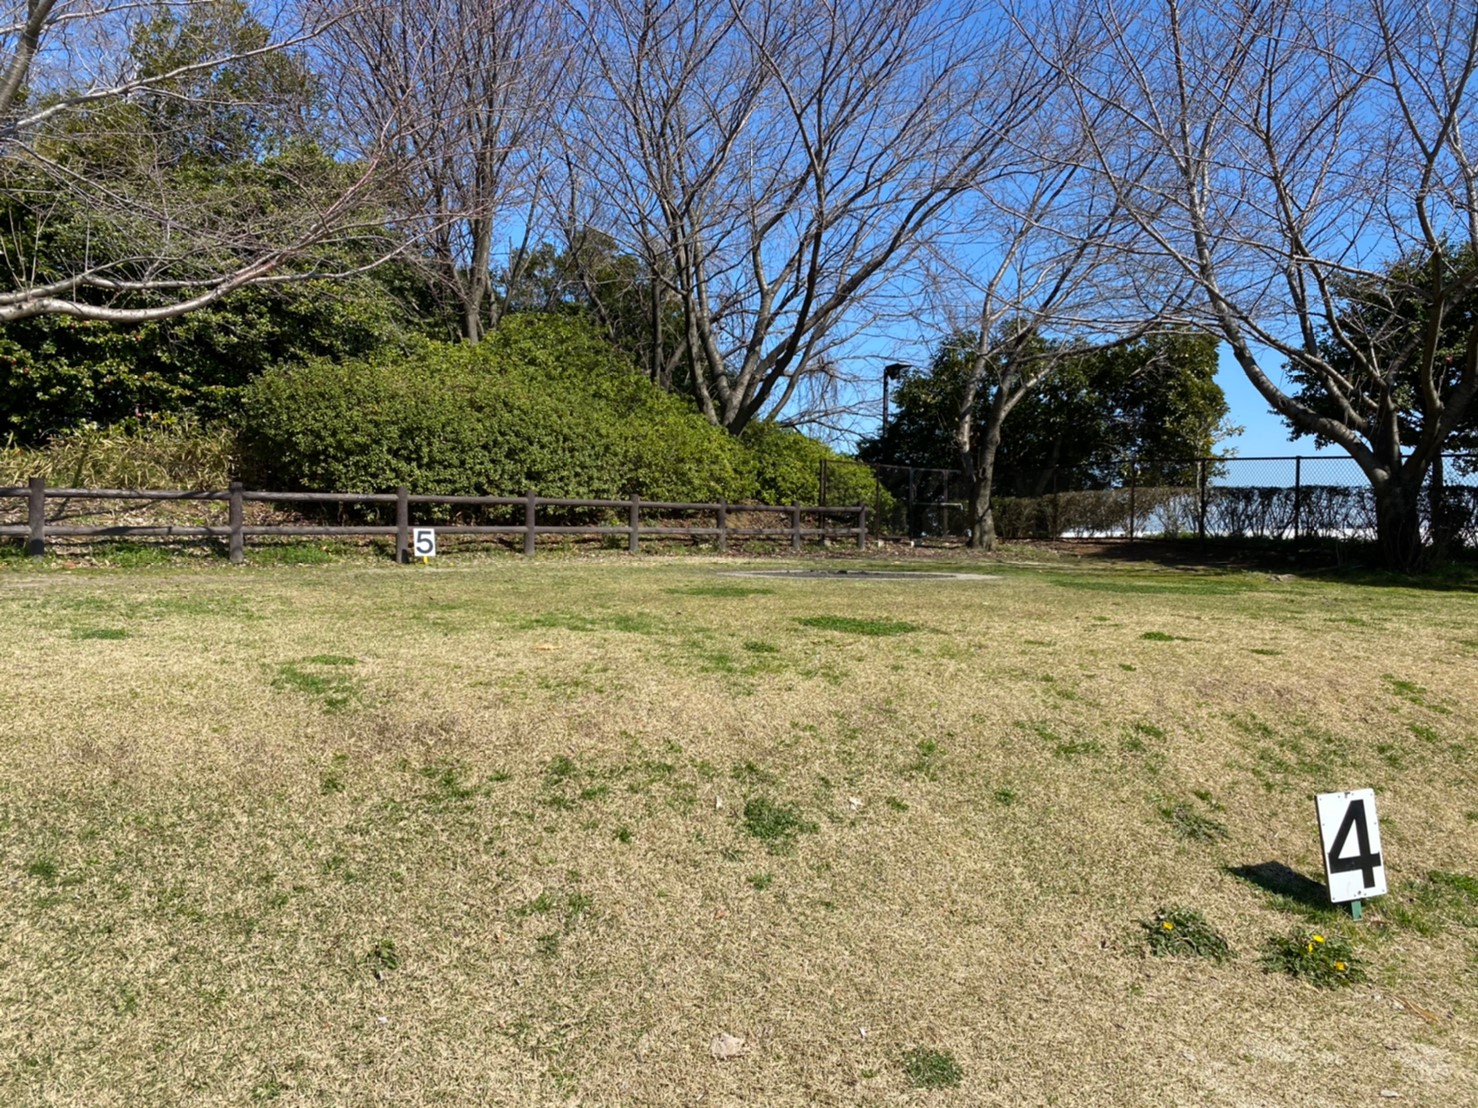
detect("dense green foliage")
[0,0,413,444]
[861,332,1227,489]
[0,276,415,443]
[1284,246,1478,462]
[240,315,745,500]
[239,314,872,505]
[740,422,883,506]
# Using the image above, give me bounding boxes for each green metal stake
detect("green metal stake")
[1350,899,1363,921]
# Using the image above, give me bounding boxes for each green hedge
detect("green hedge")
[741,421,887,507]
[239,316,751,502]
[239,314,884,511]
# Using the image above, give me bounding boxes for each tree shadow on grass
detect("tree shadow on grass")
[1056,537,1478,592]
[1227,861,1344,921]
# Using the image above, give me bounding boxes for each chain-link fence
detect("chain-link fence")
[825,454,1478,549]
[820,459,970,539]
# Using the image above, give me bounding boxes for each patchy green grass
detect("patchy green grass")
[71,627,129,640]
[902,1046,963,1089]
[795,615,920,636]
[272,657,360,712]
[0,555,1475,1103]
[1160,803,1230,843]
[740,796,817,853]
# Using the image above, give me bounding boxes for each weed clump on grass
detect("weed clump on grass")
[1160,803,1229,843]
[905,738,943,779]
[1260,930,1364,987]
[731,760,778,787]
[420,759,482,805]
[748,872,773,890]
[365,939,399,981]
[320,753,348,795]
[795,615,919,636]
[902,1046,963,1089]
[741,796,817,853]
[1143,907,1234,962]
[24,856,58,883]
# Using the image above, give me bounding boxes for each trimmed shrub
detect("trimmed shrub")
[239,316,754,504]
[741,421,889,508]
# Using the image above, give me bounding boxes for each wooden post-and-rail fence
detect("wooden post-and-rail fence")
[0,477,868,563]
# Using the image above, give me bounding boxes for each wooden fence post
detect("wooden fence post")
[395,486,410,563]
[629,495,640,554]
[229,481,245,565]
[27,475,44,558]
[791,502,802,552]
[717,500,728,552]
[857,504,867,549]
[524,490,537,556]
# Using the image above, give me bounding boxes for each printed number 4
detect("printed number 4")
[1327,799,1382,889]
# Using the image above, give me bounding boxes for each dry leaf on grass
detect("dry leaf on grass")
[709,1033,746,1061]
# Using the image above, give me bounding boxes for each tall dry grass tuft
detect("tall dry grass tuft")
[0,421,236,490]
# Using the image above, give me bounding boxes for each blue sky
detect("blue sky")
[1212,346,1349,460]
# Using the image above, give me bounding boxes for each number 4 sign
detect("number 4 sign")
[1316,789,1387,904]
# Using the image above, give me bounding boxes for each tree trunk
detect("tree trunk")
[964,426,1001,551]
[1372,475,1428,573]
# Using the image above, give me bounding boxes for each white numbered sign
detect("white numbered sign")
[412,528,437,558]
[1316,789,1387,903]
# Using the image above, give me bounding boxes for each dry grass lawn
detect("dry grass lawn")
[1,549,1475,1105]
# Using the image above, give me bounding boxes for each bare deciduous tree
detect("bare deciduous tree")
[566,0,1055,435]
[930,75,1185,549]
[0,0,397,324]
[1061,0,1478,569]
[322,0,563,342]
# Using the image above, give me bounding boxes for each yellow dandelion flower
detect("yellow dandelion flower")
[1312,935,1324,943]
[1162,921,1175,931]
[1335,962,1347,972]
[1306,943,1314,954]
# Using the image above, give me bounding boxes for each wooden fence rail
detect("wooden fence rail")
[0,477,868,563]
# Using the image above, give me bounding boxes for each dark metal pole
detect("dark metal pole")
[1128,458,1137,543]
[1293,456,1302,542]
[907,467,918,540]
[1196,460,1207,545]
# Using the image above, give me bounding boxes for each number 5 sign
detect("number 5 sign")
[412,528,437,559]
[1316,789,1387,904]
